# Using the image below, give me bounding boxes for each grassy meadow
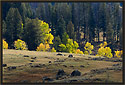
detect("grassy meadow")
[3,49,122,83]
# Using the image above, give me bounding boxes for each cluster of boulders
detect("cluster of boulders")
[30,64,44,68]
[7,66,17,70]
[104,58,122,62]
[56,53,74,58]
[90,64,122,75]
[30,56,37,62]
[53,54,74,64]
[89,57,122,62]
[106,66,122,71]
[112,63,121,66]
[61,65,85,68]
[23,55,37,62]
[90,69,106,74]
[4,55,38,70]
[56,69,81,79]
[42,69,82,83]
[112,59,122,62]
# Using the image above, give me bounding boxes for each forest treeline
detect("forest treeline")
[2,2,123,52]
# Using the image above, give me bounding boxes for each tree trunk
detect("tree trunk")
[84,27,86,39]
[98,29,99,42]
[103,31,104,41]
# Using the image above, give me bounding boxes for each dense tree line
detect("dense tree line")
[2,2,123,51]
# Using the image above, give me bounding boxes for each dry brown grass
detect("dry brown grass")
[3,49,123,83]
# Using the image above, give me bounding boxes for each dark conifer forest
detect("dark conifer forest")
[2,2,123,52]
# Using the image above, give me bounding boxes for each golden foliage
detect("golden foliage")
[76,49,83,54]
[3,39,8,49]
[14,39,27,50]
[36,43,50,52]
[59,39,80,53]
[84,42,94,55]
[39,20,54,44]
[115,50,123,58]
[51,47,56,52]
[100,41,107,47]
[59,44,66,52]
[97,42,112,58]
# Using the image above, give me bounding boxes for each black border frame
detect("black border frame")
[0,0,125,85]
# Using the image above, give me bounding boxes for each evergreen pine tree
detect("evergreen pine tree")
[62,32,69,45]
[2,20,7,38]
[6,8,23,48]
[56,16,66,39]
[53,35,62,51]
[36,3,45,20]
[67,21,75,40]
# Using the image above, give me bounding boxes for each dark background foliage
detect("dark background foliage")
[2,2,123,51]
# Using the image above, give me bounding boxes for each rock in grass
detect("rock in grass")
[112,63,120,66]
[24,55,29,57]
[34,65,41,67]
[2,64,7,67]
[92,58,98,60]
[57,69,66,76]
[56,53,64,56]
[113,59,122,62]
[56,69,66,79]
[91,69,106,74]
[31,57,37,59]
[70,79,78,83]
[70,66,74,68]
[44,57,48,58]
[63,65,67,67]
[29,63,32,65]
[59,60,64,62]
[88,57,91,58]
[42,64,45,66]
[31,60,34,62]
[42,76,53,82]
[21,80,28,83]
[80,65,84,68]
[68,54,73,58]
[49,61,51,63]
[31,64,43,68]
[71,70,81,76]
[7,66,16,70]
[92,78,102,81]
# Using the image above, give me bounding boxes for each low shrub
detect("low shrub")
[14,39,27,50]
